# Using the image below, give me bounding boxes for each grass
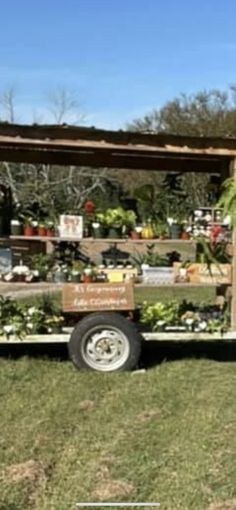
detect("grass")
[0,356,236,509]
[1,286,235,510]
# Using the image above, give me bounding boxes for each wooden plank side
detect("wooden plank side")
[62,282,135,312]
[231,157,236,329]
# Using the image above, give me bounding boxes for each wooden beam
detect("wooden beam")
[0,146,224,173]
[1,122,236,153]
[230,158,236,329]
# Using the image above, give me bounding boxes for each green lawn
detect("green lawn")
[0,356,236,510]
[1,286,235,510]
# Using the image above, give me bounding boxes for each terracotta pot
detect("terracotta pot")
[38,226,47,236]
[130,231,141,240]
[24,226,34,236]
[181,231,190,240]
[83,274,93,283]
[17,274,26,282]
[46,229,55,237]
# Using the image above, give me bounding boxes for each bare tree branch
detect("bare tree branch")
[47,87,85,125]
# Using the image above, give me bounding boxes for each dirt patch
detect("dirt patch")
[92,478,134,500]
[79,400,95,411]
[208,500,236,510]
[5,459,46,484]
[137,408,161,422]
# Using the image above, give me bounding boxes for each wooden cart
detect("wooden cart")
[1,123,236,371]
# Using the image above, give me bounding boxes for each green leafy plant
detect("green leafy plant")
[217,178,236,226]
[141,301,180,330]
[97,207,136,229]
[0,294,64,338]
[196,237,230,276]
[141,299,229,333]
[30,253,54,280]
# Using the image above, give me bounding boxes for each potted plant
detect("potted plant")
[52,264,68,283]
[91,220,104,239]
[12,261,30,282]
[30,253,53,281]
[123,210,137,236]
[130,225,143,240]
[69,269,81,283]
[82,265,96,283]
[46,220,55,237]
[167,218,182,239]
[23,217,34,237]
[152,222,169,240]
[141,219,155,239]
[10,219,22,236]
[101,207,136,238]
[141,301,180,331]
[38,222,47,237]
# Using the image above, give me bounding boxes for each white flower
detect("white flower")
[157,320,165,326]
[198,321,207,331]
[3,325,14,334]
[141,263,150,270]
[185,318,194,326]
[167,217,174,225]
[27,323,34,330]
[195,210,203,217]
[28,307,37,316]
[223,215,231,226]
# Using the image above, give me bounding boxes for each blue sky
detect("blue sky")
[1,0,236,128]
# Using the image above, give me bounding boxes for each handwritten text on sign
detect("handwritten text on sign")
[62,282,135,312]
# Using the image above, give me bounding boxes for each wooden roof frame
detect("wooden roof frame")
[0,122,235,174]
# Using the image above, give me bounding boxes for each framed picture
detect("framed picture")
[59,215,83,238]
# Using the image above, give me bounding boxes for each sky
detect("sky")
[1,0,236,129]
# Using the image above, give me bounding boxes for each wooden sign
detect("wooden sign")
[62,282,135,312]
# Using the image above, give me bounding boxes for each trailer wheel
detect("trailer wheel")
[68,312,142,372]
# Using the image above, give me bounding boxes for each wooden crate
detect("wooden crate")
[174,263,232,285]
[62,281,135,312]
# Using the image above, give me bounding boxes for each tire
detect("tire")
[68,312,142,372]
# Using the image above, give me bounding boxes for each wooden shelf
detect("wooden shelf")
[0,330,235,345]
[135,282,222,288]
[10,236,196,244]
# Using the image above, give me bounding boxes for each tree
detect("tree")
[129,87,236,137]
[47,86,85,125]
[0,87,118,218]
[127,87,236,214]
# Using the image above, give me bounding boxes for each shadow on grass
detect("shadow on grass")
[0,343,69,362]
[140,339,236,369]
[0,339,236,370]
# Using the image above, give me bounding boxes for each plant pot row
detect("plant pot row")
[11,225,55,237]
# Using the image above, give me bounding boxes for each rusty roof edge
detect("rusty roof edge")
[0,134,234,158]
[1,122,236,150]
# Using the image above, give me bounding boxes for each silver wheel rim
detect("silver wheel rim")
[81,325,130,372]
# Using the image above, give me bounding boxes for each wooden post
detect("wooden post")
[230,158,236,330]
